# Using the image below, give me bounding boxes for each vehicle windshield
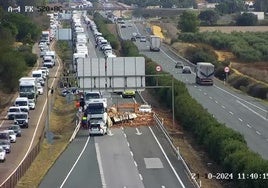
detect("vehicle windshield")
[86,103,104,114]
[32,73,42,78]
[15,101,28,106]
[0,140,9,145]
[9,126,18,130]
[85,93,101,100]
[19,86,34,93]
[9,108,20,112]
[14,114,27,119]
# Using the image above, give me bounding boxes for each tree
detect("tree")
[198,10,219,25]
[178,11,199,33]
[254,0,268,12]
[216,0,245,14]
[236,12,258,26]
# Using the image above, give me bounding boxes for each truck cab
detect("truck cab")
[195,62,215,85]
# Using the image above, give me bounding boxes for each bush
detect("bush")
[22,52,37,67]
[247,83,268,99]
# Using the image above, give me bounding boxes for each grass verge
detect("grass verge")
[16,94,77,188]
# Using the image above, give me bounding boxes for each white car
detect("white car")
[5,130,16,143]
[28,99,36,110]
[0,146,6,162]
[38,85,44,95]
[7,106,21,120]
[138,104,152,113]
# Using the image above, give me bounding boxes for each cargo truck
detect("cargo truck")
[195,62,215,85]
[149,35,161,52]
[19,77,38,102]
[85,98,108,135]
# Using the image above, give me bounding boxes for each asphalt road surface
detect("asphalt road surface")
[40,14,196,188]
[119,20,268,159]
[0,41,61,185]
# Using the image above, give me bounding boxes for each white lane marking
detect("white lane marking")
[130,151,133,156]
[134,161,137,167]
[148,127,186,188]
[256,131,261,135]
[158,42,267,116]
[236,100,267,121]
[59,136,91,188]
[221,105,226,109]
[127,142,130,147]
[124,133,127,138]
[215,85,267,113]
[247,124,252,128]
[198,88,202,91]
[135,128,142,135]
[238,118,243,122]
[1,44,61,186]
[95,143,107,188]
[161,186,166,188]
[209,96,213,99]
[204,92,207,95]
[229,111,234,115]
[139,174,143,181]
[215,100,218,104]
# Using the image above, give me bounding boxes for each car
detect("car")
[0,140,11,153]
[8,125,22,137]
[131,36,136,41]
[40,66,49,75]
[0,131,10,143]
[61,89,71,97]
[175,62,183,69]
[28,99,36,110]
[135,33,141,39]
[140,36,146,42]
[138,104,152,113]
[7,106,21,120]
[122,90,136,98]
[0,146,6,162]
[37,85,44,95]
[182,66,191,74]
[121,24,126,28]
[14,112,29,128]
[4,130,16,143]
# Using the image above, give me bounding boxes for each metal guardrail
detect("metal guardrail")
[138,91,200,187]
[153,113,200,188]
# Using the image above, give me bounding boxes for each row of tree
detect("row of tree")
[119,37,268,188]
[0,7,42,92]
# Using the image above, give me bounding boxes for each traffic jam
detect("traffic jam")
[0,13,60,163]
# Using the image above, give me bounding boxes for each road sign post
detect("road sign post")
[224,66,230,84]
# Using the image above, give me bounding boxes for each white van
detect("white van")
[14,97,29,113]
[32,70,45,86]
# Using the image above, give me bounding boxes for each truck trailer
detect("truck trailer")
[149,35,161,52]
[195,62,215,85]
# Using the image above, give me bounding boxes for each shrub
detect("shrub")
[247,83,268,99]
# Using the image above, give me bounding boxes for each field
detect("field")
[199,26,268,33]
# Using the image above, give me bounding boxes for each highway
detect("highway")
[119,20,268,159]
[39,12,196,188]
[0,41,61,185]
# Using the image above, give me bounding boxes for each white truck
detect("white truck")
[41,30,50,44]
[195,62,215,85]
[149,35,161,52]
[19,77,38,102]
[85,98,108,135]
[32,70,45,86]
